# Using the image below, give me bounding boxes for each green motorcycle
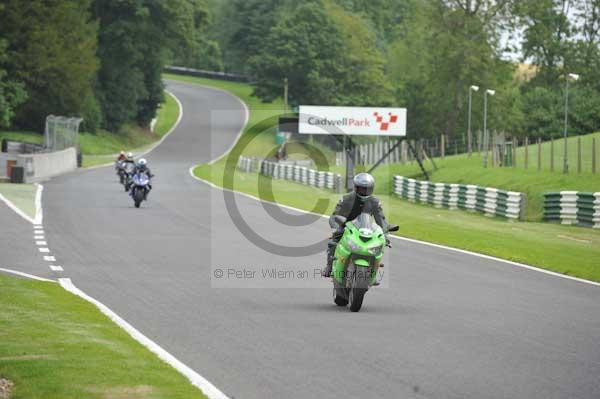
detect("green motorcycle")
[330,213,398,312]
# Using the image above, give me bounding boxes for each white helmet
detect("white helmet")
[127,152,133,159]
[137,158,147,167]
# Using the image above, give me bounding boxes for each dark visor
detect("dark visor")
[356,185,373,197]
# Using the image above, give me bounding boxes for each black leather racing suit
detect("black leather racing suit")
[326,191,389,269]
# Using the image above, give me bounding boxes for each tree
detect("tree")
[389,0,515,138]
[169,0,223,71]
[93,0,198,130]
[248,0,392,107]
[212,0,286,74]
[0,39,27,129]
[514,0,574,86]
[0,0,99,131]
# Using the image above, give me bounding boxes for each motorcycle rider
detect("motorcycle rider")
[322,172,389,277]
[123,152,135,168]
[132,158,154,198]
[117,150,127,162]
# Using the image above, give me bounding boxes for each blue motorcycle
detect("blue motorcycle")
[130,172,151,208]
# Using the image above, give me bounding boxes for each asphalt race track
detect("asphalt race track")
[2,80,600,399]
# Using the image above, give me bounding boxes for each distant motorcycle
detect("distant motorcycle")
[130,172,151,208]
[122,162,136,192]
[115,160,126,184]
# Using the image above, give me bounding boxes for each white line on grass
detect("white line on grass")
[58,278,230,399]
[0,267,55,282]
[188,167,600,288]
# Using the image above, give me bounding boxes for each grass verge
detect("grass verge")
[338,135,600,221]
[0,274,206,399]
[167,73,600,283]
[0,183,36,220]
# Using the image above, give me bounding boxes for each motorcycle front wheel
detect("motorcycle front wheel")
[333,287,348,306]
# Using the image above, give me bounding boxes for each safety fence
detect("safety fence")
[544,192,600,228]
[336,134,598,174]
[165,66,249,82]
[393,176,525,220]
[236,156,343,192]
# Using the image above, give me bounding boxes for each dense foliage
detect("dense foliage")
[210,0,600,139]
[1,0,599,139]
[0,0,214,133]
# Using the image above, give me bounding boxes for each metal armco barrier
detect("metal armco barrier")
[393,176,525,220]
[165,66,249,82]
[243,158,343,192]
[544,192,600,228]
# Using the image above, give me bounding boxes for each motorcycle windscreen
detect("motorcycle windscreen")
[350,213,378,236]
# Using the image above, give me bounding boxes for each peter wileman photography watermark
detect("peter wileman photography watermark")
[208,109,398,288]
[211,265,387,289]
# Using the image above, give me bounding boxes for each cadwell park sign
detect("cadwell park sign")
[299,105,407,136]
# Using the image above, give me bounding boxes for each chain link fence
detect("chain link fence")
[44,115,83,152]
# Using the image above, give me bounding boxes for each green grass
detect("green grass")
[0,274,206,399]
[0,131,43,145]
[0,91,180,168]
[344,140,600,221]
[512,132,600,173]
[171,73,600,282]
[163,73,285,159]
[0,183,36,219]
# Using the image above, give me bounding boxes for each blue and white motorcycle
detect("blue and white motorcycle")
[130,172,151,208]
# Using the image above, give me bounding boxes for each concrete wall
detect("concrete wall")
[16,147,77,183]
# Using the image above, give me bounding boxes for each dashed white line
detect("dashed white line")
[49,265,63,272]
[34,230,44,235]
[34,235,45,240]
[43,256,56,262]
[38,248,50,253]
[36,241,47,246]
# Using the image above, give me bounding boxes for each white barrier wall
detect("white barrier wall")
[16,147,77,183]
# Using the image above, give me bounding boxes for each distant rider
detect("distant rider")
[322,172,389,277]
[123,152,135,168]
[117,150,127,162]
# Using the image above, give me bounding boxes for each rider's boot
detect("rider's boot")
[322,260,332,277]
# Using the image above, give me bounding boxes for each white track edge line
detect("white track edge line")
[188,168,600,288]
[0,192,35,224]
[58,278,229,399]
[0,268,56,282]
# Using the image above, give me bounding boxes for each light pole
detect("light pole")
[468,85,479,157]
[563,73,579,174]
[483,89,495,168]
[284,77,289,114]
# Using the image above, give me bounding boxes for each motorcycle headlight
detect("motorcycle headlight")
[346,238,360,251]
[368,245,383,255]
